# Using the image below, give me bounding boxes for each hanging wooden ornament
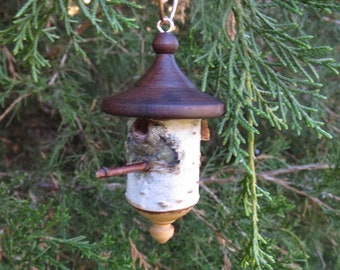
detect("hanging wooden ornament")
[97,0,225,243]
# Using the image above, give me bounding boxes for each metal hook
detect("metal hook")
[157,0,178,32]
[157,17,175,33]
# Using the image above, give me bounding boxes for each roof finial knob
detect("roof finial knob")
[152,32,179,54]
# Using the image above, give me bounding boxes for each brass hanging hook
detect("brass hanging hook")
[157,0,178,32]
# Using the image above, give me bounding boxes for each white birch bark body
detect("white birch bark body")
[125,119,201,212]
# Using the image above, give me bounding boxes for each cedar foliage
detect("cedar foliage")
[0,0,339,269]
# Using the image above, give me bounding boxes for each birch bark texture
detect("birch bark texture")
[125,118,201,212]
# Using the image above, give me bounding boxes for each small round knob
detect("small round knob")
[152,32,179,54]
[150,223,175,244]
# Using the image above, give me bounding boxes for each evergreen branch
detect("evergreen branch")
[273,0,303,15]
[0,92,31,122]
[216,0,337,166]
[260,163,333,176]
[273,0,340,14]
[257,175,333,211]
[201,163,336,210]
[294,0,340,13]
[206,0,339,268]
[232,1,275,268]
[201,163,335,182]
[201,41,218,92]
[0,0,140,81]
[129,237,151,270]
[191,207,240,252]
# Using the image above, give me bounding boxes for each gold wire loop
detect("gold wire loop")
[157,0,178,32]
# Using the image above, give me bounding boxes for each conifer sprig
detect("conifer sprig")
[0,0,140,81]
[196,1,338,165]
[193,0,339,269]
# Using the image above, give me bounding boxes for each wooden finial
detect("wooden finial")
[150,223,175,244]
[133,206,193,244]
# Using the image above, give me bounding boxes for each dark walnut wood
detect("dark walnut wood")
[102,32,225,119]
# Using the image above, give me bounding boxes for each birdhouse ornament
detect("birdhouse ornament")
[96,0,225,243]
